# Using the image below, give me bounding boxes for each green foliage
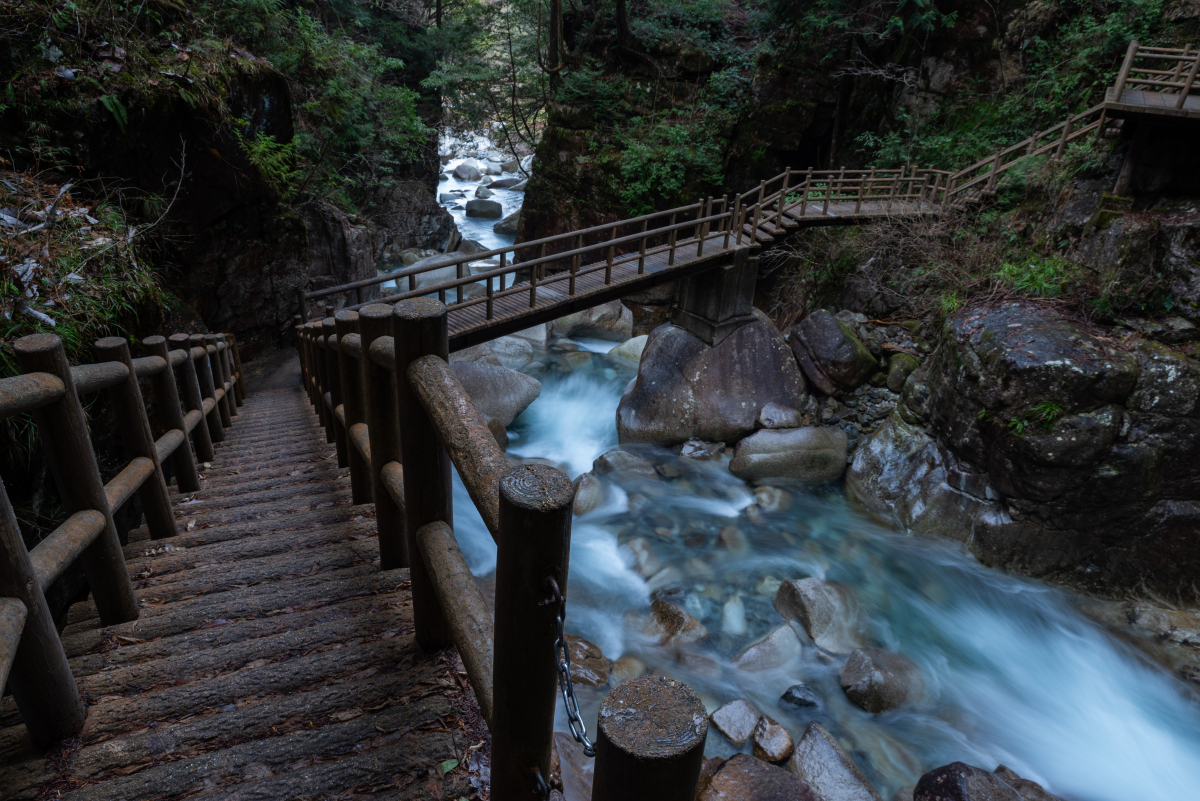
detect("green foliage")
[99,95,128,132]
[613,119,724,214]
[1033,401,1064,427]
[994,255,1080,298]
[234,126,298,200]
[938,292,962,316]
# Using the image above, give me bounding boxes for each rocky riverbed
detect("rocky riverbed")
[435,300,1200,801]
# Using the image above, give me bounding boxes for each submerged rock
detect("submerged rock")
[643,599,708,646]
[609,655,647,685]
[786,722,883,801]
[790,310,880,395]
[617,312,807,445]
[565,634,610,687]
[730,427,848,482]
[681,439,725,461]
[779,684,821,709]
[774,578,860,654]
[914,762,1021,801]
[732,624,802,672]
[572,472,605,515]
[711,699,759,745]
[448,361,540,426]
[840,648,922,713]
[593,449,657,480]
[698,753,820,801]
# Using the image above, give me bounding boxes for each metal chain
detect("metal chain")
[543,577,596,758]
[532,767,550,800]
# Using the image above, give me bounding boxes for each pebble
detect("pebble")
[722,593,748,636]
[752,715,795,763]
[710,699,759,745]
[779,683,821,709]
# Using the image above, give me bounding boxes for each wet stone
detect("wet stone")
[774,577,860,654]
[572,471,605,516]
[710,699,759,746]
[593,448,658,480]
[565,634,611,687]
[609,655,647,685]
[681,439,725,461]
[752,715,795,763]
[779,684,821,709]
[698,753,820,801]
[786,722,883,801]
[914,762,1021,801]
[840,648,923,713]
[643,598,709,646]
[732,624,802,672]
[759,402,803,429]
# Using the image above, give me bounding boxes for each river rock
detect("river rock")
[474,186,494,199]
[759,402,803,429]
[730,427,848,482]
[698,754,820,801]
[552,299,633,341]
[450,342,502,367]
[887,352,921,393]
[914,763,1021,801]
[681,440,725,461]
[489,177,522,189]
[754,485,792,513]
[465,199,503,218]
[405,253,469,292]
[786,722,883,801]
[511,323,550,346]
[501,157,519,172]
[453,160,482,181]
[991,765,1064,801]
[492,209,520,235]
[711,699,759,745]
[485,162,503,175]
[565,634,610,687]
[753,715,795,763]
[448,361,541,426]
[622,537,662,578]
[510,179,528,191]
[779,684,820,709]
[572,471,605,515]
[840,648,922,713]
[593,449,657,480]
[610,655,647,685]
[488,335,534,370]
[774,578,860,654]
[643,599,708,646]
[609,334,649,366]
[618,311,808,445]
[484,415,508,450]
[438,192,460,204]
[790,310,880,395]
[732,624,802,672]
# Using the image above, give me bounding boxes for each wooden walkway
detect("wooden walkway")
[0,369,486,800]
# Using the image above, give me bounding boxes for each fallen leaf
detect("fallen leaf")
[439,758,459,775]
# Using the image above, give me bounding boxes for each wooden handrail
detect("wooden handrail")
[0,329,245,749]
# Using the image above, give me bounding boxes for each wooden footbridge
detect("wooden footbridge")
[0,37,1196,801]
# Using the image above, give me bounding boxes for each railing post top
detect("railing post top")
[335,309,359,324]
[359,303,394,322]
[12,333,63,355]
[392,297,447,322]
[322,317,336,329]
[598,674,707,758]
[94,336,130,354]
[143,335,167,348]
[499,464,574,512]
[168,333,190,345]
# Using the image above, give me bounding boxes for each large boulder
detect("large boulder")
[609,335,648,367]
[448,361,541,426]
[848,301,1200,601]
[914,763,1021,801]
[786,722,883,801]
[489,335,534,370]
[790,310,880,395]
[552,299,633,341]
[493,209,521,235]
[617,311,808,445]
[840,648,922,713]
[729,427,848,482]
[407,253,467,291]
[465,199,503,218]
[698,754,820,801]
[453,160,482,181]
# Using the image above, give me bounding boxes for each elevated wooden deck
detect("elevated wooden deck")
[1104,86,1200,120]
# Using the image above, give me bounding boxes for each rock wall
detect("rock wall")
[848,301,1200,602]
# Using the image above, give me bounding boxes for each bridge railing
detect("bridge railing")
[1111,39,1199,109]
[300,198,744,322]
[297,304,709,800]
[0,330,244,749]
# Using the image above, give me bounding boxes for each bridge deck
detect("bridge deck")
[0,377,485,800]
[1104,87,1200,120]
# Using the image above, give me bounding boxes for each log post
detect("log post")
[225,333,246,404]
[799,167,813,216]
[297,287,309,323]
[13,334,139,624]
[206,334,235,424]
[189,334,226,443]
[1177,46,1199,110]
[323,317,349,469]
[359,304,407,570]
[95,337,179,540]
[335,311,373,505]
[491,464,575,801]
[217,337,238,415]
[697,196,712,257]
[638,219,648,272]
[591,676,708,801]
[143,336,201,493]
[0,479,86,748]
[392,299,452,649]
[1113,39,1139,101]
[315,321,335,444]
[667,212,678,266]
[169,334,215,463]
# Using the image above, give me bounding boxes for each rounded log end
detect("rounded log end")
[335,309,359,324]
[12,333,62,355]
[168,333,191,344]
[392,297,447,322]
[499,464,573,512]
[94,336,127,349]
[598,675,707,760]
[142,335,166,347]
[359,304,394,322]
[322,317,336,329]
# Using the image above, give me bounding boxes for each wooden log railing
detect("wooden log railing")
[1112,40,1200,109]
[296,303,708,800]
[0,330,245,749]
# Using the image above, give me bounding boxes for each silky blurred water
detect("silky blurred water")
[449,344,1200,801]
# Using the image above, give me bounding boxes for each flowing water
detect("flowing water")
[449,341,1200,801]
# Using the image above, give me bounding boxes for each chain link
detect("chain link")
[543,577,596,758]
[532,767,550,800]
